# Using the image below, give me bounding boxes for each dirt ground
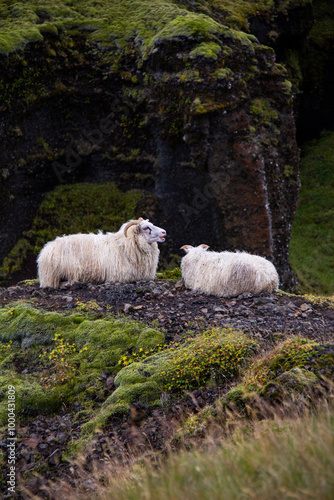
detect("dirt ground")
[2,279,333,344]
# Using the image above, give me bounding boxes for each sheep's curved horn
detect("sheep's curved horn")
[180,245,192,252]
[124,218,144,237]
[199,244,210,249]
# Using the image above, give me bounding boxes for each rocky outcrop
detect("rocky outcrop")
[0,0,320,289]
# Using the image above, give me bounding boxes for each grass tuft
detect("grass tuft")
[40,408,334,500]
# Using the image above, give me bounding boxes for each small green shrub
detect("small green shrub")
[0,340,12,354]
[118,343,168,367]
[75,300,101,312]
[108,329,258,414]
[157,267,182,280]
[161,329,258,392]
[39,332,79,386]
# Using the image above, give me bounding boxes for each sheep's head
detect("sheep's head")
[181,244,209,254]
[124,218,167,243]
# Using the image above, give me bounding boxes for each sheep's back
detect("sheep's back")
[182,250,279,297]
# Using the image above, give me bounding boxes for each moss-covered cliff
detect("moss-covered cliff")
[0,0,332,290]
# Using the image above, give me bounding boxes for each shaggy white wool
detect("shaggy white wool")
[181,245,279,298]
[37,219,166,288]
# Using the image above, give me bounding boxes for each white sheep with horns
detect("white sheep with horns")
[37,218,167,288]
[180,244,279,298]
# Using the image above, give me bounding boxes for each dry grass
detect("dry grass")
[29,400,334,500]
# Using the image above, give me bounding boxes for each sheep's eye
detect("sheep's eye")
[143,226,151,233]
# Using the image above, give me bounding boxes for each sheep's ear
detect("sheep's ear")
[199,244,210,250]
[180,245,192,254]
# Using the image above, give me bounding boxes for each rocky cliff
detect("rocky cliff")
[0,0,331,290]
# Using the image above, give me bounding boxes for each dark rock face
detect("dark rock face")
[139,37,300,289]
[0,13,302,290]
[248,4,313,53]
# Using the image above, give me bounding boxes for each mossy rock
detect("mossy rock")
[0,0,258,56]
[223,338,334,413]
[221,385,262,419]
[250,98,279,126]
[307,344,334,378]
[260,367,319,401]
[243,337,320,390]
[189,42,222,60]
[0,305,83,346]
[72,320,165,372]
[0,374,73,424]
[0,304,165,429]
[225,386,255,408]
[107,380,162,407]
[113,352,170,387]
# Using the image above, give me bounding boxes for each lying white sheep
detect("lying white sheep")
[180,244,279,297]
[37,218,167,288]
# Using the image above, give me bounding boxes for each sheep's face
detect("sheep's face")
[140,220,167,244]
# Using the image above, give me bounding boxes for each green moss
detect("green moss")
[250,98,279,126]
[72,319,165,372]
[260,367,319,399]
[205,0,311,31]
[0,182,145,284]
[0,371,82,425]
[0,0,257,56]
[282,79,292,95]
[190,96,226,115]
[244,337,318,390]
[225,386,251,407]
[224,337,334,407]
[207,338,334,423]
[137,328,165,350]
[0,304,80,345]
[290,131,334,295]
[212,67,234,81]
[189,42,221,60]
[108,380,162,407]
[283,164,294,177]
[0,304,165,430]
